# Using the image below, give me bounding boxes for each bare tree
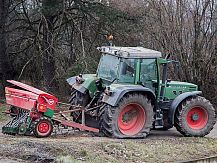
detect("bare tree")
[0,0,13,87]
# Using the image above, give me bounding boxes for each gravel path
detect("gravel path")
[149,123,217,138]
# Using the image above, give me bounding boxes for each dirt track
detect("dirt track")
[150,123,217,139]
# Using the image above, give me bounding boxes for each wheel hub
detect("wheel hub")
[38,122,49,133]
[122,110,137,123]
[118,103,145,136]
[191,113,199,121]
[186,106,208,130]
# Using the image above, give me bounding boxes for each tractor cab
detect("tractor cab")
[97,46,161,91]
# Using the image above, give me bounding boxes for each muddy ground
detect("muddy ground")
[1,105,217,163]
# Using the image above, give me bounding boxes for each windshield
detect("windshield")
[97,54,120,81]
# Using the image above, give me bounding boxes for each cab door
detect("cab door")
[140,59,158,92]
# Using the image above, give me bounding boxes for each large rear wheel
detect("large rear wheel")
[100,93,154,138]
[175,96,216,137]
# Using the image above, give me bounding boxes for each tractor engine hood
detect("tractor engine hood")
[153,80,198,90]
[166,81,198,89]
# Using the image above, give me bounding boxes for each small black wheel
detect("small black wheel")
[175,96,216,137]
[100,93,154,138]
[33,117,53,138]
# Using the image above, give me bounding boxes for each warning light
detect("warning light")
[106,34,113,41]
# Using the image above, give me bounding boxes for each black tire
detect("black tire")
[174,96,216,137]
[69,89,99,128]
[33,117,53,138]
[69,89,90,122]
[100,93,154,138]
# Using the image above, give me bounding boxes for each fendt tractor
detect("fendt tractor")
[2,46,216,138]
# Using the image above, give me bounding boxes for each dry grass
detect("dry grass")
[0,104,9,122]
[1,135,217,163]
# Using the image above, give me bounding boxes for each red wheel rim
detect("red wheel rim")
[186,106,208,129]
[37,122,50,134]
[117,103,145,135]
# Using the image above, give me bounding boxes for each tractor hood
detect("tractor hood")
[153,80,198,89]
[166,81,198,89]
[162,80,198,100]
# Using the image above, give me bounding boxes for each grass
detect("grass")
[47,137,217,163]
[1,134,217,162]
[56,156,82,163]
[102,138,217,162]
[0,104,9,122]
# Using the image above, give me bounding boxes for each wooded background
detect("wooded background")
[0,0,217,105]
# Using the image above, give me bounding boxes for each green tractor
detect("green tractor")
[67,46,216,138]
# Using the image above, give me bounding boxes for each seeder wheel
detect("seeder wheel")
[33,117,53,138]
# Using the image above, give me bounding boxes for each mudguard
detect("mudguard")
[66,74,97,97]
[66,76,76,86]
[102,85,156,107]
[168,91,202,126]
[66,76,87,94]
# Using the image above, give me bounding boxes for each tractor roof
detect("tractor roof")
[98,46,162,58]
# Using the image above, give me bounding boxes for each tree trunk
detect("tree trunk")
[0,0,13,87]
[41,0,62,90]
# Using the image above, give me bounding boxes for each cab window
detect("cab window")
[140,59,157,89]
[119,58,136,83]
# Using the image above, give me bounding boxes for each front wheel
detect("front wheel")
[100,93,154,138]
[175,96,216,137]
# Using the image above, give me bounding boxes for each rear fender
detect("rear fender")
[67,76,86,93]
[66,74,97,98]
[102,86,156,107]
[168,91,202,126]
[66,76,76,86]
